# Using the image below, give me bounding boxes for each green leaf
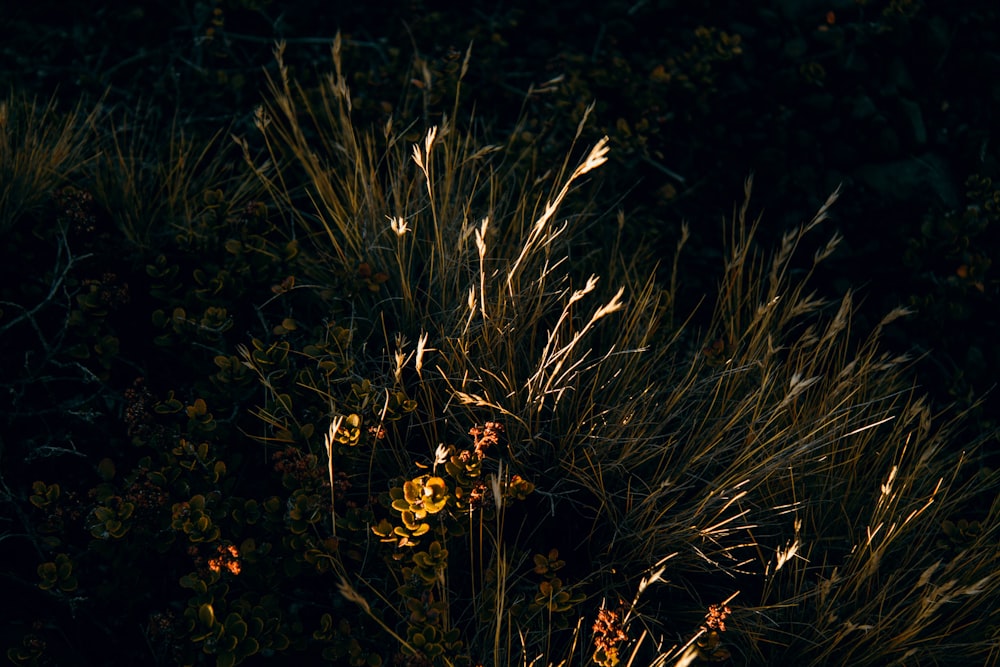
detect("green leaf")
[199,603,216,628]
[229,620,248,642]
[96,458,116,481]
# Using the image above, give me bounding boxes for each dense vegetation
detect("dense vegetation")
[2,1,998,665]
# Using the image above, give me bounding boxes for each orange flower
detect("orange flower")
[593,604,628,666]
[208,544,241,575]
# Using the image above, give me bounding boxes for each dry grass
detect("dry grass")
[242,37,999,666]
[0,90,262,247]
[0,94,97,232]
[86,109,260,249]
[4,33,994,667]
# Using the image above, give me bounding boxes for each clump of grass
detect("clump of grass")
[0,94,97,232]
[627,179,1000,666]
[84,108,263,249]
[0,88,263,249]
[242,36,999,666]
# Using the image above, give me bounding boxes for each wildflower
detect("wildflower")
[703,603,731,633]
[469,421,503,459]
[207,544,241,575]
[592,604,628,667]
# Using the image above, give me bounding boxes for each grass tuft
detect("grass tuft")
[0,94,96,233]
[243,38,1000,666]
